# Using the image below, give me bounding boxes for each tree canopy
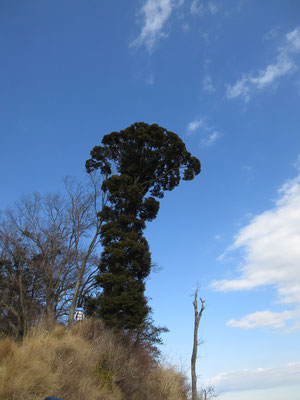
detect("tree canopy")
[86,122,201,330]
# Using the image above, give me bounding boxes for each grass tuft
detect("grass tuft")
[0,319,189,400]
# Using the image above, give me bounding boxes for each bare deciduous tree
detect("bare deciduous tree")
[191,288,205,400]
[0,173,107,336]
[64,173,107,326]
[200,386,219,400]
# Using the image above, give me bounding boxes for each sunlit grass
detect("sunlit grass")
[0,319,189,400]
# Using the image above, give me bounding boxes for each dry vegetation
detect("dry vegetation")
[0,319,189,400]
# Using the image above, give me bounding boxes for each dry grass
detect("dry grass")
[0,319,189,400]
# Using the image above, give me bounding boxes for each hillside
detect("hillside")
[0,319,189,400]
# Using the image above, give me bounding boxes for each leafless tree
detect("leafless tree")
[64,173,107,326]
[191,288,205,400]
[200,386,219,400]
[0,172,107,335]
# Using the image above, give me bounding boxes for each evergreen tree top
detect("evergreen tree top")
[86,122,201,199]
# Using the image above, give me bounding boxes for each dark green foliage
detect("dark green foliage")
[86,122,201,331]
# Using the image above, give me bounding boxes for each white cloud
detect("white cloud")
[146,73,155,85]
[200,131,220,147]
[213,170,300,330]
[226,76,250,102]
[190,0,205,15]
[205,362,300,392]
[208,1,218,15]
[286,27,300,52]
[293,152,300,170]
[187,118,205,133]
[202,75,215,92]
[131,0,173,51]
[263,27,280,42]
[227,309,300,330]
[190,0,219,16]
[226,26,300,101]
[131,0,220,51]
[250,54,295,89]
[182,22,190,31]
[187,117,221,146]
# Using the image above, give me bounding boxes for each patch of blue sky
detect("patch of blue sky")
[1,1,300,398]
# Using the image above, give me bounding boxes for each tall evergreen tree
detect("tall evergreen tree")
[86,122,201,330]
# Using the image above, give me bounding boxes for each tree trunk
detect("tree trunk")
[18,270,28,337]
[191,289,205,400]
[68,276,82,327]
[191,316,200,399]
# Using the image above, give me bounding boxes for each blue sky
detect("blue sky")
[1,1,300,398]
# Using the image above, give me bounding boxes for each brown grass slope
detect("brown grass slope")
[0,319,189,400]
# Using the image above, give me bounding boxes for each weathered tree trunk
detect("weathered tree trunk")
[191,289,205,400]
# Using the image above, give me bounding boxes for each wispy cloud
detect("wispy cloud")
[131,0,174,51]
[293,153,300,170]
[263,26,280,42]
[201,131,220,146]
[250,55,294,89]
[146,73,155,85]
[190,0,219,16]
[131,0,220,51]
[205,362,300,392]
[187,118,206,133]
[212,164,300,331]
[190,0,205,15]
[187,117,221,146]
[202,75,215,92]
[226,26,300,102]
[207,1,218,15]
